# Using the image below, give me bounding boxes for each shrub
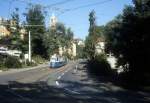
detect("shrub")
[0,55,7,69]
[0,60,4,69]
[25,60,37,66]
[4,56,22,68]
[32,55,46,64]
[0,55,4,68]
[89,54,113,76]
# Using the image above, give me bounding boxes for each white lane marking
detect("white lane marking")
[58,76,61,79]
[64,88,81,94]
[62,73,64,76]
[56,81,59,86]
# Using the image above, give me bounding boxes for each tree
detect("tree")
[89,10,96,36]
[65,28,73,47]
[76,44,84,59]
[2,8,22,50]
[105,0,150,84]
[44,22,74,57]
[24,5,47,57]
[11,8,20,33]
[11,8,20,48]
[84,10,99,60]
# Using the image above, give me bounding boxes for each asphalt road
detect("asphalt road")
[0,60,150,103]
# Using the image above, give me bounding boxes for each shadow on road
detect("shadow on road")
[0,79,149,103]
[59,79,150,103]
[0,81,82,103]
[0,59,150,103]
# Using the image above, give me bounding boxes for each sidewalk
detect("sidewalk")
[0,62,48,75]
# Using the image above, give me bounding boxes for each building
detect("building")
[50,13,57,30]
[95,37,105,54]
[0,25,10,37]
[66,41,76,59]
[0,17,26,40]
[74,38,84,47]
[71,42,77,57]
[10,19,17,30]
[0,17,10,37]
[58,41,76,59]
[58,46,63,56]
[20,28,26,40]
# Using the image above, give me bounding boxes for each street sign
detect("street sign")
[24,54,29,60]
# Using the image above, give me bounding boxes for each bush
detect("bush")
[32,55,47,64]
[88,54,113,76]
[0,55,4,68]
[25,60,37,66]
[0,60,4,69]
[4,56,22,68]
[0,55,8,70]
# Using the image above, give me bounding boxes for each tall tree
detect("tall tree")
[84,10,97,60]
[2,8,22,50]
[44,22,74,57]
[105,0,150,84]
[11,8,20,33]
[25,5,47,57]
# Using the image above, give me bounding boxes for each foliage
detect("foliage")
[0,55,5,68]
[84,35,95,59]
[105,0,150,84]
[88,54,113,76]
[44,22,74,58]
[84,10,105,60]
[63,52,72,60]
[32,55,47,64]
[84,10,113,77]
[24,4,47,58]
[4,56,22,68]
[0,8,24,51]
[76,45,84,59]
[84,10,97,60]
[25,60,37,67]
[9,8,24,50]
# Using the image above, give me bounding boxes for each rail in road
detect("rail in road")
[0,61,77,103]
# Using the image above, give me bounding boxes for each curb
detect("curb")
[0,62,48,75]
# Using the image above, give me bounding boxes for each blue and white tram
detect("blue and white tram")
[49,54,67,68]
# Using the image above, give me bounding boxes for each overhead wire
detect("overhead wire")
[44,0,75,8]
[1,0,113,26]
[61,0,112,13]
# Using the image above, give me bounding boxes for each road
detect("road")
[0,60,150,103]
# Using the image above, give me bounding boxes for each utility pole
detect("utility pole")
[29,31,31,62]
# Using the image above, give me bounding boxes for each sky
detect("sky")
[0,0,133,40]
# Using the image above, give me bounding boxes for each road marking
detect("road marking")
[58,76,61,79]
[56,81,59,86]
[64,88,81,94]
[62,73,64,76]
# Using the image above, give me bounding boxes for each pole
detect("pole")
[29,31,31,62]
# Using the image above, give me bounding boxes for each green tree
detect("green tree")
[2,8,22,50]
[43,30,59,57]
[105,0,150,84]
[24,5,47,57]
[44,22,74,58]
[76,44,84,59]
[84,10,98,60]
